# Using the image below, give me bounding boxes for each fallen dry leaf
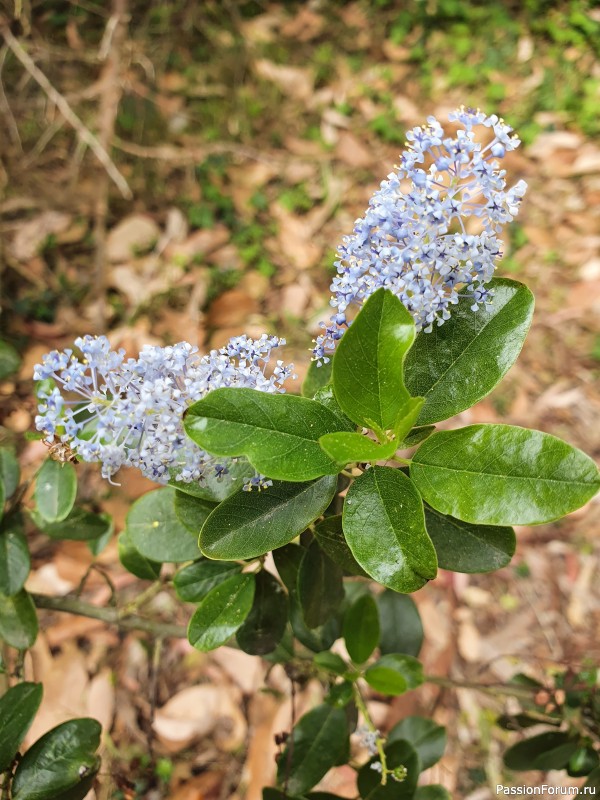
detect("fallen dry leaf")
[11,210,72,261]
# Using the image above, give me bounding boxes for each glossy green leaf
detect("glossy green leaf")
[343,467,437,592]
[504,732,578,771]
[425,507,515,573]
[357,740,420,800]
[302,359,332,399]
[11,718,101,800]
[364,654,424,696]
[405,278,535,425]
[0,682,42,772]
[312,386,355,430]
[332,288,415,431]
[273,542,305,593]
[169,459,255,503]
[342,593,380,664]
[313,651,348,676]
[377,591,423,657]
[413,786,452,799]
[236,570,288,654]
[393,397,425,443]
[388,716,446,770]
[568,747,599,777]
[117,531,161,581]
[126,487,200,562]
[184,388,348,481]
[262,791,298,800]
[34,459,77,523]
[174,559,241,602]
[86,515,114,556]
[0,589,38,649]
[200,476,337,560]
[0,340,20,379]
[188,573,255,652]
[174,490,215,532]
[0,522,30,595]
[401,425,436,447]
[0,448,20,499]
[313,515,368,577]
[298,540,344,628]
[276,704,349,795]
[33,506,112,541]
[411,425,600,526]
[319,432,398,466]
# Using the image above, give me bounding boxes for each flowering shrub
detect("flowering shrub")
[1,110,599,799]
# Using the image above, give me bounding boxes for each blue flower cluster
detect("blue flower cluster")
[312,107,527,363]
[34,334,294,486]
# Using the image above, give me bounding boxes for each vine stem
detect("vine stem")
[353,684,388,786]
[31,592,187,639]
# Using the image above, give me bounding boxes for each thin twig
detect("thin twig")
[0,17,132,199]
[0,45,22,150]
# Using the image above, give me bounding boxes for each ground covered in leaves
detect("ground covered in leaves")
[1,1,600,798]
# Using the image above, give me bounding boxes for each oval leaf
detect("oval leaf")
[126,487,201,562]
[343,467,437,592]
[236,570,288,655]
[0,448,20,499]
[174,559,242,602]
[0,517,30,596]
[188,573,255,652]
[411,424,600,526]
[34,459,77,523]
[0,589,38,649]
[276,704,349,796]
[117,531,161,581]
[201,476,337,560]
[313,515,368,577]
[33,506,112,542]
[357,740,420,800]
[503,731,578,771]
[332,288,415,431]
[174,490,216,532]
[364,654,424,696]
[377,591,423,657]
[11,718,101,800]
[298,541,344,628]
[343,593,380,664]
[184,388,348,481]
[0,682,43,772]
[169,458,255,503]
[405,278,534,424]
[319,432,398,466]
[302,359,332,399]
[425,507,515,573]
[388,716,446,770]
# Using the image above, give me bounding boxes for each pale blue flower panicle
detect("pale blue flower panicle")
[312,107,527,363]
[34,334,294,487]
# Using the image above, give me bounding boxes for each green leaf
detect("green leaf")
[276,704,349,795]
[0,340,20,380]
[332,288,416,431]
[342,467,437,592]
[313,651,348,676]
[0,682,43,772]
[174,490,216,532]
[312,386,355,430]
[33,506,112,541]
[0,448,20,499]
[236,570,288,655]
[0,521,30,595]
[11,718,101,800]
[319,432,398,466]
[504,732,578,771]
[126,487,201,562]
[568,747,599,777]
[34,459,77,523]
[393,397,425,442]
[117,531,161,581]
[343,593,380,664]
[405,278,535,425]
[357,740,420,800]
[313,515,368,577]
[413,786,452,799]
[302,359,332,398]
[411,425,600,526]
[168,459,255,503]
[86,515,114,556]
[298,540,344,628]
[200,476,337,560]
[388,716,446,770]
[584,766,600,791]
[187,573,255,652]
[425,507,515,573]
[364,654,424,696]
[174,559,241,602]
[0,589,38,649]
[184,388,348,481]
[401,425,435,447]
[377,591,423,657]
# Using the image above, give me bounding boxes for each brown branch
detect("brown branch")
[0,16,132,199]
